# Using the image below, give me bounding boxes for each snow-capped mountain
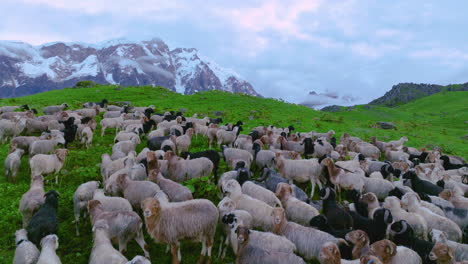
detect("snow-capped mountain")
[0,38,260,97]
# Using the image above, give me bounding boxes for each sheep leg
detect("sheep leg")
[74,215,80,236]
[118,236,130,255]
[220,234,229,259]
[165,244,170,253]
[170,243,180,264]
[135,230,150,258]
[310,179,316,198]
[217,236,224,259]
[206,237,213,264]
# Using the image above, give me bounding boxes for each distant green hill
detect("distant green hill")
[0,85,466,263]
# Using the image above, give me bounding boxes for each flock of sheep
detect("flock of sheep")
[1,99,468,264]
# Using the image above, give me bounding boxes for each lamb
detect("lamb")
[258,168,310,203]
[383,196,428,240]
[19,175,45,227]
[26,190,59,246]
[223,179,276,231]
[164,151,213,182]
[73,181,100,235]
[241,181,282,208]
[439,190,468,210]
[320,187,354,230]
[345,230,371,259]
[175,128,194,154]
[401,192,462,242]
[43,103,68,115]
[36,234,61,264]
[89,220,128,264]
[147,152,193,202]
[13,229,40,264]
[217,126,240,147]
[141,197,218,264]
[319,242,360,264]
[4,148,25,182]
[430,229,468,262]
[389,220,435,263]
[271,207,346,261]
[180,150,220,183]
[370,239,422,264]
[100,114,124,136]
[92,189,132,212]
[29,149,68,184]
[275,153,323,197]
[116,174,161,210]
[235,225,305,264]
[276,183,319,226]
[80,126,93,149]
[88,200,149,257]
[387,136,408,149]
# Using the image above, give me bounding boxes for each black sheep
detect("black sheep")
[440,155,467,170]
[182,122,193,134]
[80,116,92,124]
[180,150,220,183]
[346,189,368,217]
[330,137,337,149]
[147,136,171,150]
[402,170,443,196]
[142,119,156,134]
[309,215,349,238]
[26,190,59,246]
[144,108,154,118]
[302,138,314,159]
[249,130,260,141]
[258,168,309,203]
[349,208,393,243]
[60,117,77,148]
[209,118,223,124]
[388,187,405,199]
[409,152,428,164]
[319,187,353,230]
[390,220,435,264]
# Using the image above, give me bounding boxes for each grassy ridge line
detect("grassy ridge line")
[0,85,466,263]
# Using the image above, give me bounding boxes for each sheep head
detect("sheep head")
[360,255,383,264]
[275,182,292,200]
[345,230,369,247]
[218,197,236,213]
[439,189,453,201]
[15,229,28,243]
[361,192,378,207]
[40,234,59,250]
[370,239,397,263]
[430,229,448,244]
[44,190,60,209]
[319,187,336,201]
[373,208,393,225]
[87,199,102,212]
[55,149,68,163]
[383,196,401,210]
[429,243,454,263]
[319,242,341,264]
[271,207,285,233]
[390,220,412,237]
[222,179,241,196]
[141,197,161,218]
[116,173,129,189]
[309,215,328,229]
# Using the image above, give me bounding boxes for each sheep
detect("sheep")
[164,151,213,182]
[403,170,443,196]
[92,189,132,212]
[235,225,306,264]
[436,205,468,230]
[439,190,468,210]
[438,178,468,196]
[0,118,26,143]
[104,110,124,118]
[10,136,44,153]
[13,229,40,264]
[217,126,240,147]
[389,220,435,263]
[26,190,59,246]
[83,99,108,108]
[112,137,139,156]
[19,175,45,227]
[370,136,393,152]
[161,136,177,152]
[29,134,65,156]
[89,220,128,264]
[370,239,422,264]
[385,147,410,162]
[388,136,408,149]
[271,207,346,261]
[223,179,275,231]
[217,198,253,259]
[277,136,305,154]
[383,196,428,240]
[101,153,133,182]
[126,256,152,264]
[36,234,61,264]
[345,230,371,260]
[80,126,93,149]
[43,103,68,115]
[0,105,27,113]
[4,148,25,182]
[180,150,220,183]
[319,242,360,264]
[350,142,380,160]
[440,156,467,171]
[360,255,384,264]
[363,177,394,200]
[401,192,462,242]
[222,146,253,168]
[428,243,465,264]
[116,174,161,210]
[258,168,309,203]
[141,197,218,264]
[29,149,68,184]
[88,200,149,257]
[175,128,194,154]
[430,229,468,262]
[100,114,124,136]
[349,208,394,244]
[322,158,365,195]
[276,183,319,226]
[310,138,334,158]
[241,181,282,208]
[319,187,354,230]
[73,181,100,236]
[275,152,323,197]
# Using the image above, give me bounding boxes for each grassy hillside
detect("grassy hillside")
[0,85,466,263]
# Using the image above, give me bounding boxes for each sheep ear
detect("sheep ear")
[448,248,454,259]
[386,245,391,254]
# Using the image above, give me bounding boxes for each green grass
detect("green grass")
[0,85,466,263]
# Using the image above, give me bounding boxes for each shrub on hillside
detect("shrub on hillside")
[74,80,98,88]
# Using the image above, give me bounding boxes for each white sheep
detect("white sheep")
[275,183,319,226]
[92,189,133,212]
[43,103,68,115]
[363,177,394,199]
[175,128,194,154]
[164,151,213,182]
[147,128,166,138]
[430,229,468,262]
[36,234,61,264]
[439,189,468,210]
[112,137,139,156]
[4,148,25,182]
[275,153,323,197]
[241,181,282,208]
[383,196,428,240]
[19,175,45,227]
[14,229,40,264]
[401,192,462,241]
[89,220,128,264]
[217,126,240,147]
[0,118,26,143]
[29,149,68,184]
[322,157,364,195]
[370,239,422,264]
[100,114,124,136]
[73,181,100,236]
[116,174,161,210]
[388,136,408,149]
[80,126,93,149]
[29,135,65,156]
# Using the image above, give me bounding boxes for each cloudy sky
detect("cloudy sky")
[1,0,467,105]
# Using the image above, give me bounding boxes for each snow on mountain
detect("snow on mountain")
[0,38,260,97]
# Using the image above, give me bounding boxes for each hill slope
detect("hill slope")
[0,39,260,97]
[0,86,466,263]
